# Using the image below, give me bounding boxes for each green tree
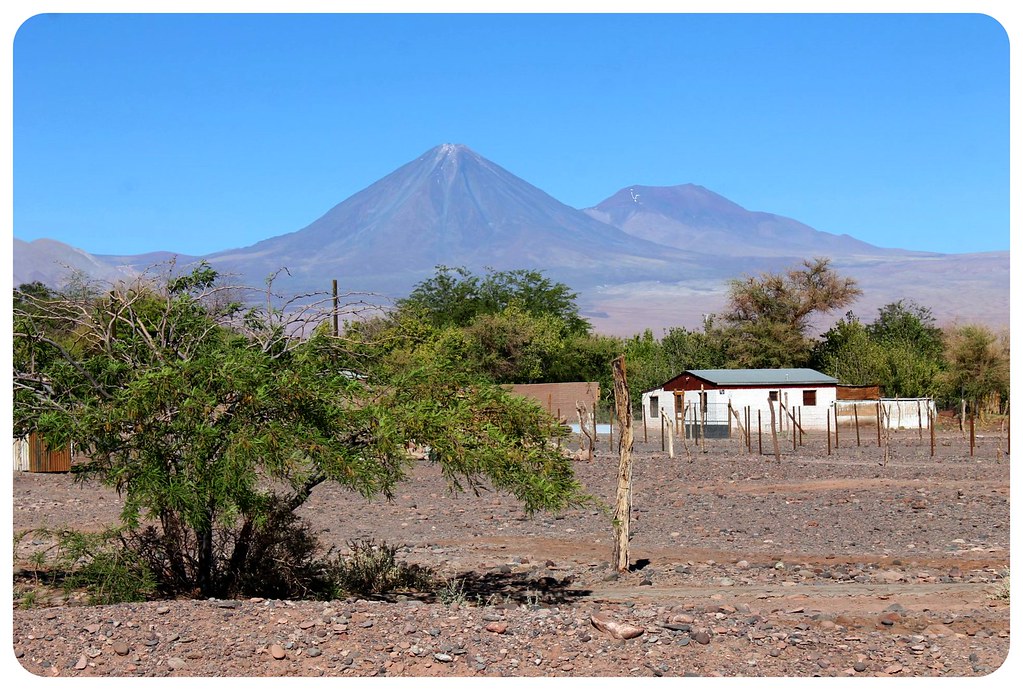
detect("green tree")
[712,258,862,367]
[13,267,582,599]
[398,266,589,335]
[660,323,727,372]
[937,324,1009,414]
[812,313,888,386]
[462,305,567,383]
[867,300,944,360]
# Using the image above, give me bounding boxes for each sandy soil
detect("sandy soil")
[9,427,1012,678]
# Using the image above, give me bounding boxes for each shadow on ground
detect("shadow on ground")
[373,570,593,606]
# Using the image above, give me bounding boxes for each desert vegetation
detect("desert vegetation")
[11,257,1009,605]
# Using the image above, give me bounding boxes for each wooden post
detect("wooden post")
[758,410,763,455]
[929,406,935,458]
[792,413,797,451]
[798,407,803,446]
[643,408,648,444]
[728,401,733,440]
[556,407,561,448]
[660,413,665,452]
[768,395,781,462]
[827,412,832,456]
[699,389,706,452]
[917,400,923,439]
[611,355,634,573]
[970,407,976,456]
[547,393,553,414]
[835,405,839,448]
[854,404,861,446]
[331,278,339,337]
[665,414,675,459]
[746,406,752,454]
[876,401,882,447]
[592,401,597,450]
[609,409,614,451]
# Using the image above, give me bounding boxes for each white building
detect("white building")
[641,368,839,438]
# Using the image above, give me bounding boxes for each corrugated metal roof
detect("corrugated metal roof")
[687,368,838,386]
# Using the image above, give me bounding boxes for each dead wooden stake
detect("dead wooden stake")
[660,413,665,452]
[758,410,763,455]
[746,406,752,453]
[611,355,634,573]
[827,412,832,456]
[876,401,882,447]
[665,412,675,459]
[970,408,975,457]
[854,404,861,446]
[768,396,781,462]
[930,406,935,458]
[917,400,923,439]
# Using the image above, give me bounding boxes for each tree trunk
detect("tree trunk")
[611,355,634,573]
[197,525,215,597]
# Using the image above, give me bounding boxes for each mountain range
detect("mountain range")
[13,143,1009,335]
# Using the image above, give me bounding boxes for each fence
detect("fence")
[12,433,72,472]
[575,396,994,460]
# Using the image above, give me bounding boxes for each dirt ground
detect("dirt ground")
[8,425,1013,679]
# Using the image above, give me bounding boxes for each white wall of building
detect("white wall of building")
[837,398,935,430]
[641,386,838,432]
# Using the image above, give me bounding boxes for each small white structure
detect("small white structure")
[837,398,936,430]
[641,368,839,437]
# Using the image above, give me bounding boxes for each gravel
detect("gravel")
[10,430,1011,677]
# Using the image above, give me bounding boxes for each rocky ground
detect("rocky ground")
[8,426,1012,678]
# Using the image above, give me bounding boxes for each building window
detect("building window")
[768,390,779,402]
[649,395,659,418]
[803,390,817,406]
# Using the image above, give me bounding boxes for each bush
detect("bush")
[327,539,435,597]
[54,529,157,605]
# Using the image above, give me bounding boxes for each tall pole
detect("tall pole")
[331,279,339,337]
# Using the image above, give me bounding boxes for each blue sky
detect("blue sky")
[10,11,1012,256]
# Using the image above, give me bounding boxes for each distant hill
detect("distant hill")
[13,144,1009,334]
[584,183,913,258]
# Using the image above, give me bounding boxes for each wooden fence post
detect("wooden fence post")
[827,412,832,456]
[758,410,763,455]
[768,396,781,462]
[930,406,935,458]
[854,404,861,446]
[876,401,882,447]
[970,407,976,457]
[660,413,665,452]
[746,406,752,454]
